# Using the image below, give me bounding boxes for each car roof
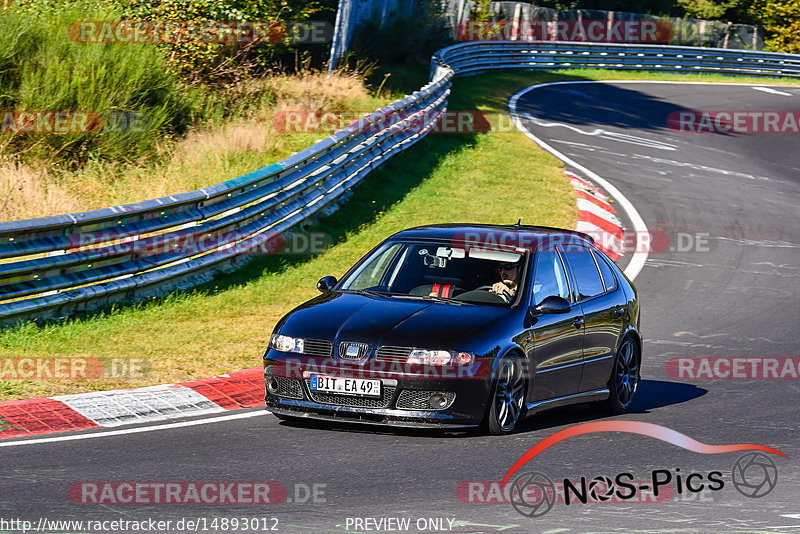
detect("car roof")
[387,223,594,251]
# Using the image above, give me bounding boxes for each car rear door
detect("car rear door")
[526,246,585,401]
[561,244,626,393]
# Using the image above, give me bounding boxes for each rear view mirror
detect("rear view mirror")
[532,295,572,314]
[436,246,465,259]
[317,275,337,293]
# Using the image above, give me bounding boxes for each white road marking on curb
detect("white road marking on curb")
[571,180,614,208]
[52,384,225,427]
[576,198,622,227]
[0,411,267,448]
[576,222,624,251]
[508,81,650,281]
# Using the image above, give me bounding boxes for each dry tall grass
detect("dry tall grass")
[263,70,371,110]
[0,160,80,221]
[0,70,374,222]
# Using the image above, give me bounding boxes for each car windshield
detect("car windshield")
[338,239,526,306]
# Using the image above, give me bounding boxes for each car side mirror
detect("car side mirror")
[532,295,572,315]
[317,275,337,293]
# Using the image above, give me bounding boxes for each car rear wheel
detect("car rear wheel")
[602,337,640,414]
[484,355,526,435]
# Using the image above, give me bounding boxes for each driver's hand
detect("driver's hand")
[491,282,511,296]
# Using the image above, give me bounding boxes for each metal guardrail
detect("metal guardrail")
[2,41,799,324]
[0,74,452,323]
[431,41,800,80]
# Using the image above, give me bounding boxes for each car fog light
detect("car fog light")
[429,393,448,409]
[267,378,280,394]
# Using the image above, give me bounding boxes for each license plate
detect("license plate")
[309,375,381,398]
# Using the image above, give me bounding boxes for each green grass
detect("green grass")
[2,67,799,400]
[0,69,576,400]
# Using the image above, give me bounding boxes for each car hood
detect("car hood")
[277,292,508,350]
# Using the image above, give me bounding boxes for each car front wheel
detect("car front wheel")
[484,355,527,435]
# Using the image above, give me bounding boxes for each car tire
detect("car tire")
[483,354,527,435]
[601,336,641,414]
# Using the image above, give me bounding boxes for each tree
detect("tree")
[677,0,740,19]
[749,0,800,52]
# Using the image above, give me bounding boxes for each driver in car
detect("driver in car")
[491,262,520,303]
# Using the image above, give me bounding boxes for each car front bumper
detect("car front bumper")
[263,351,492,428]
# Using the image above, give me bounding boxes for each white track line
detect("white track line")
[509,81,650,281]
[752,86,793,96]
[0,411,267,448]
[510,79,800,280]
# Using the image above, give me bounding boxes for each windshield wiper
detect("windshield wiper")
[399,294,466,305]
[352,289,389,297]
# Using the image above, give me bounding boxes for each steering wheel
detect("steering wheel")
[475,285,512,303]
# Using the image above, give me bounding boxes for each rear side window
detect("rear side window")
[562,245,605,300]
[593,250,617,292]
[532,248,571,306]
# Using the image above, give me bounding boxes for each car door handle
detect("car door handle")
[613,306,625,318]
[573,317,584,329]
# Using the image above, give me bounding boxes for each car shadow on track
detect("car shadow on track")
[514,379,707,435]
[512,82,732,137]
[274,379,706,438]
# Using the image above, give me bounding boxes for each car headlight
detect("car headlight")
[270,334,305,353]
[407,349,474,366]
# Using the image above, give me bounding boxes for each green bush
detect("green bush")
[14,0,338,84]
[0,3,192,165]
[117,0,337,84]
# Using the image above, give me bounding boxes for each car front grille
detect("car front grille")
[304,380,396,408]
[376,346,412,361]
[396,390,456,411]
[338,341,370,360]
[303,339,333,357]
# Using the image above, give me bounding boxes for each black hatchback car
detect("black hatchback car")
[263,224,641,434]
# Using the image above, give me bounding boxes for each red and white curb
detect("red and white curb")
[0,367,264,439]
[569,171,624,261]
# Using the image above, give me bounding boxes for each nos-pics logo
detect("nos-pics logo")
[502,421,783,518]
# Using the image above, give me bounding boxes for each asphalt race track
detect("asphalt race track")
[2,81,799,534]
